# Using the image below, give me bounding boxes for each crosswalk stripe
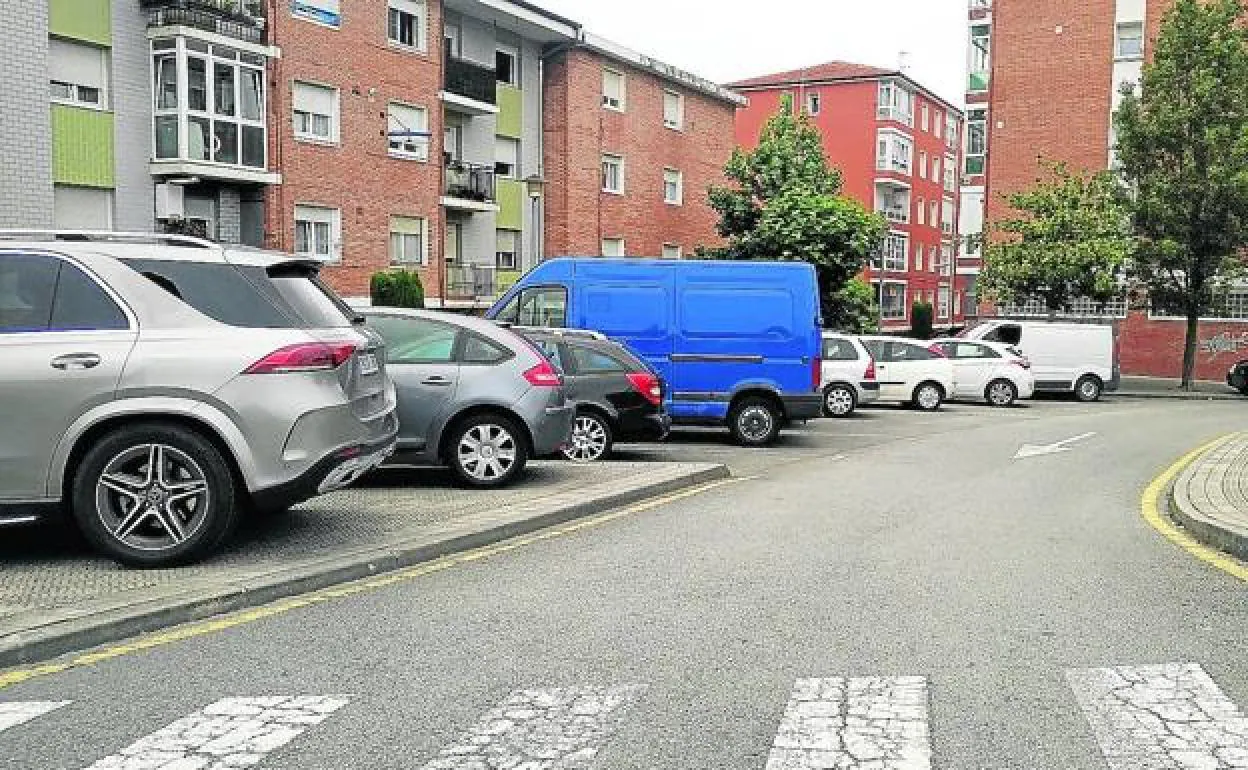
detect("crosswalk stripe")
[766,676,931,770]
[0,701,70,734]
[82,695,349,769]
[1067,663,1248,770]
[418,685,646,769]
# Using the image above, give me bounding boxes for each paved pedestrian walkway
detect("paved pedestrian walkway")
[1117,375,1242,400]
[1171,434,1248,561]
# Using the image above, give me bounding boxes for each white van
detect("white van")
[960,321,1118,401]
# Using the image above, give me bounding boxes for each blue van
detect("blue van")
[486,258,823,446]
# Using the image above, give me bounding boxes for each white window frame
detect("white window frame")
[920,104,929,132]
[602,68,625,111]
[294,204,341,263]
[875,280,908,321]
[49,40,108,110]
[496,229,520,270]
[969,23,992,92]
[496,44,519,86]
[663,90,684,130]
[806,90,821,116]
[875,186,909,223]
[934,109,943,139]
[387,0,427,52]
[965,108,987,175]
[601,237,625,257]
[945,114,959,149]
[941,199,955,235]
[494,136,520,178]
[929,245,939,273]
[387,101,428,160]
[602,153,624,194]
[293,80,339,144]
[944,155,957,192]
[914,242,924,272]
[883,232,908,272]
[292,0,341,28]
[389,216,429,266]
[662,243,682,259]
[1116,21,1145,60]
[875,129,913,174]
[877,80,914,126]
[931,155,941,182]
[663,168,683,205]
[918,150,928,179]
[916,197,926,225]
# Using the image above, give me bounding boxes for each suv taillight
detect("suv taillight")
[928,343,948,358]
[812,357,822,391]
[626,372,663,406]
[244,342,357,374]
[523,360,563,387]
[864,359,877,381]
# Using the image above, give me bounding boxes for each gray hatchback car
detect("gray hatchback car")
[363,308,575,487]
[0,232,399,567]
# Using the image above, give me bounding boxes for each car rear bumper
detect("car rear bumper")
[782,393,825,420]
[251,429,397,512]
[618,410,672,442]
[531,404,576,456]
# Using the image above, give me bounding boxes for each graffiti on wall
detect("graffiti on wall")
[1200,331,1248,355]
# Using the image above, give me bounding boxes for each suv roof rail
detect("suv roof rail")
[0,229,219,249]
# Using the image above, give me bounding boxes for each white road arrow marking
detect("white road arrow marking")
[766,676,931,769]
[1013,432,1097,459]
[1067,663,1248,770]
[419,685,646,769]
[0,701,70,734]
[83,695,349,769]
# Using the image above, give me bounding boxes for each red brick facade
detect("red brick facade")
[265,4,445,299]
[1120,312,1247,381]
[542,47,735,258]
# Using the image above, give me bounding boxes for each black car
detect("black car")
[1228,360,1248,395]
[516,328,671,462]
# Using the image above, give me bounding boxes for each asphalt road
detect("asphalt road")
[2,398,1246,769]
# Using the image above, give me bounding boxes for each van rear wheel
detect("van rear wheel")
[729,397,782,447]
[1075,375,1103,403]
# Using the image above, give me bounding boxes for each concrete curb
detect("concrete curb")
[1110,391,1243,402]
[1169,442,1248,563]
[0,463,730,669]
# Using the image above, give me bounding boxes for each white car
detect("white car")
[820,332,880,417]
[933,338,1036,407]
[858,336,956,411]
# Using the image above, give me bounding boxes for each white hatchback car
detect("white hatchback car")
[820,332,880,417]
[933,338,1035,407]
[858,336,956,411]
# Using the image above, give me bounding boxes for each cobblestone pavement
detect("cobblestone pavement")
[1172,434,1248,562]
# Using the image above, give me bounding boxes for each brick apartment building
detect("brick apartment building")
[729,63,966,331]
[980,0,1248,379]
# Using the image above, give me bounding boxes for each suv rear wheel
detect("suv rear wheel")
[447,413,529,488]
[912,382,945,412]
[822,384,858,418]
[71,423,240,567]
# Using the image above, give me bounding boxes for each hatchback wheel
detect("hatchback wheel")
[913,382,944,412]
[729,397,782,447]
[72,424,240,567]
[563,412,613,463]
[986,379,1018,408]
[822,384,857,418]
[448,414,529,488]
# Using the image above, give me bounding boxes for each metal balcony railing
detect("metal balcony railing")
[878,205,909,223]
[142,0,266,42]
[444,56,497,106]
[446,264,497,300]
[444,162,496,203]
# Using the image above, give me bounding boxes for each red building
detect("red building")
[730,62,966,330]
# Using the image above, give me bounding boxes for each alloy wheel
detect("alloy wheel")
[563,415,609,462]
[738,405,775,443]
[94,444,211,552]
[988,381,1016,407]
[825,386,855,417]
[916,385,942,411]
[457,423,519,482]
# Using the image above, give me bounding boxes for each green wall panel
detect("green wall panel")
[496,179,524,231]
[52,106,115,188]
[496,85,523,139]
[50,0,112,46]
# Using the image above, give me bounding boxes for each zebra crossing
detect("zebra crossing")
[2,664,1244,769]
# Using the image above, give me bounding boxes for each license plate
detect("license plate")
[358,352,380,375]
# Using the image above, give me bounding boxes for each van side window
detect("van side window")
[983,324,1022,346]
[516,287,567,328]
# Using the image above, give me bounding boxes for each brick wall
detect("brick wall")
[1120,312,1248,380]
[0,3,53,227]
[265,3,445,300]
[543,47,734,258]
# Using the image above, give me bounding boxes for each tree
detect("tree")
[1115,0,1248,388]
[979,160,1133,314]
[911,300,934,340]
[824,277,878,334]
[703,95,888,322]
[370,269,425,308]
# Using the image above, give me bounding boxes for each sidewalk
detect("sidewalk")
[1170,435,1248,562]
[0,460,728,668]
[1113,376,1243,401]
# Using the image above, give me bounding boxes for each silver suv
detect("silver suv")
[0,232,398,567]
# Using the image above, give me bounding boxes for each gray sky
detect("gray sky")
[535,0,969,107]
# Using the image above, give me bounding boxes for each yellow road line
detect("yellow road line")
[1141,434,1248,583]
[0,477,739,692]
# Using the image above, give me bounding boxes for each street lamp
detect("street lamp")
[524,174,545,265]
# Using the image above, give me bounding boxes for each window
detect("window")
[664,169,683,205]
[603,68,625,110]
[882,232,908,271]
[944,157,957,192]
[444,20,461,57]
[372,316,458,364]
[120,259,317,329]
[920,104,929,132]
[49,40,107,108]
[662,243,682,260]
[569,346,628,374]
[877,80,914,125]
[822,337,861,361]
[916,198,926,225]
[1117,21,1144,59]
[806,91,821,116]
[876,187,909,222]
[0,254,57,332]
[496,46,518,86]
[495,286,567,328]
[387,102,428,159]
[664,90,684,130]
[954,291,963,316]
[945,114,959,149]
[293,0,340,26]
[462,334,512,365]
[919,151,928,179]
[930,201,939,228]
[601,154,624,193]
[601,238,625,257]
[965,108,987,175]
[934,110,943,139]
[941,200,955,235]
[875,282,908,320]
[293,81,336,142]
[914,244,924,272]
[495,137,519,178]
[388,0,426,51]
[969,24,991,91]
[932,156,941,181]
[876,131,913,174]
[938,286,951,319]
[496,229,519,270]
[389,216,427,265]
[294,204,340,262]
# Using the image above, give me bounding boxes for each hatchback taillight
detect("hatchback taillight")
[523,360,563,387]
[244,342,357,374]
[626,372,663,406]
[864,359,877,381]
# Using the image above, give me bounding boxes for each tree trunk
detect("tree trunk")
[1181,311,1200,390]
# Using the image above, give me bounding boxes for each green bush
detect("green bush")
[911,301,934,340]
[370,270,425,309]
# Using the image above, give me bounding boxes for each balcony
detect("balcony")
[142,0,265,43]
[443,56,497,114]
[877,205,909,224]
[441,162,498,212]
[445,264,519,304]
